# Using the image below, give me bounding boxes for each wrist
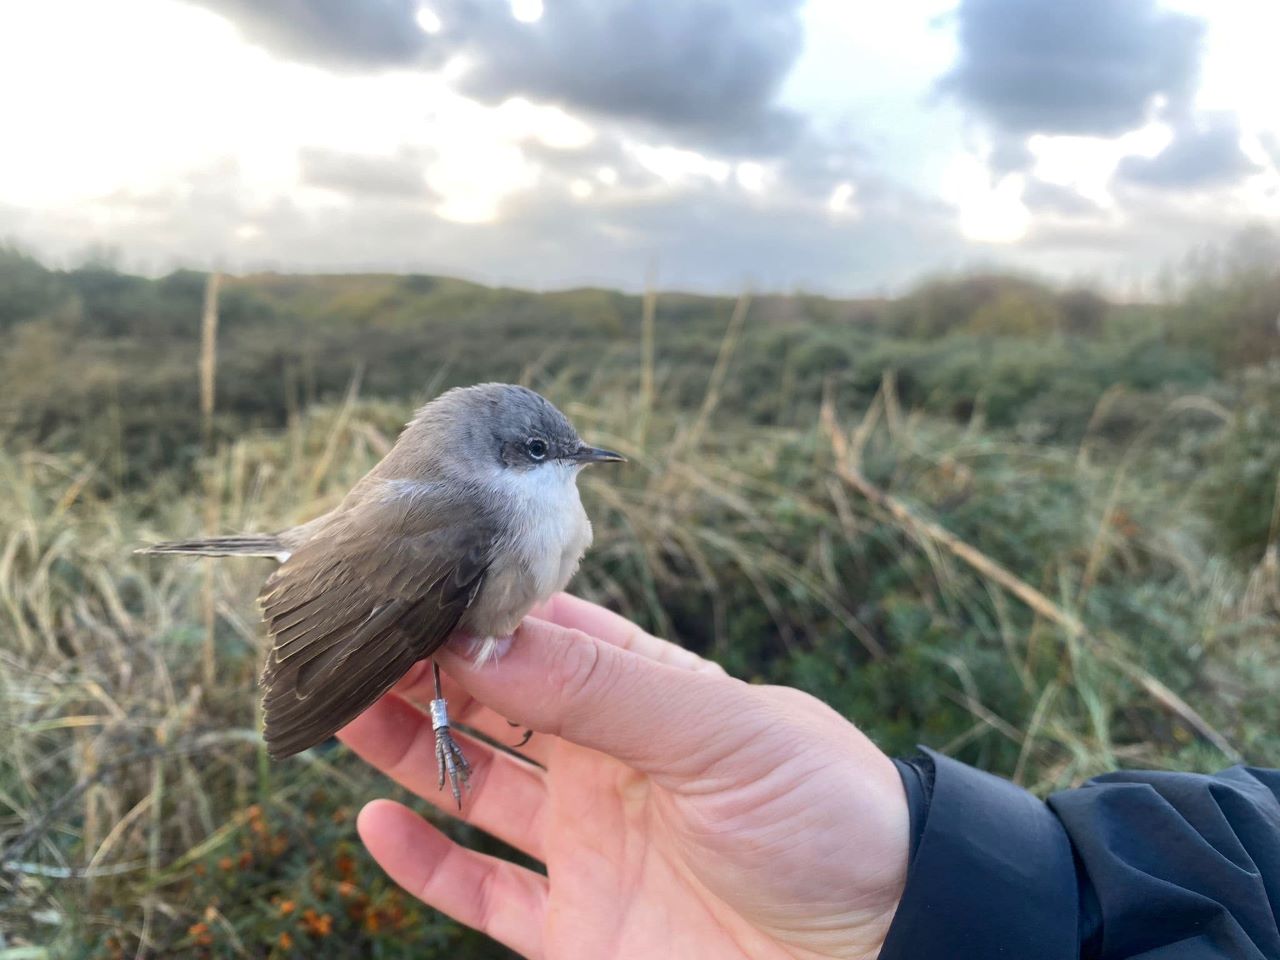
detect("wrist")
[878,749,1079,960]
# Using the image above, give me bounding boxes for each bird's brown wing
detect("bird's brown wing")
[256,499,496,759]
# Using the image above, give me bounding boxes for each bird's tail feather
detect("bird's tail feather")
[136,535,285,559]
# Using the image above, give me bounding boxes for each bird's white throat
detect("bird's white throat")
[494,459,592,598]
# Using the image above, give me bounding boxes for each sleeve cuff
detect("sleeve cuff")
[879,748,1082,960]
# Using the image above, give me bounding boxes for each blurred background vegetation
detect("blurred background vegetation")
[2,228,1279,956]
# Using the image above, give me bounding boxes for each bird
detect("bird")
[137,383,625,807]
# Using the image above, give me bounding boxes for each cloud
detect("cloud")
[186,0,807,153]
[1021,178,1101,217]
[486,120,883,240]
[299,147,434,198]
[1259,132,1280,171]
[2,143,960,294]
[988,137,1034,176]
[941,0,1205,138]
[776,136,866,202]
[451,0,806,153]
[1117,114,1259,189]
[189,0,431,71]
[1019,193,1263,268]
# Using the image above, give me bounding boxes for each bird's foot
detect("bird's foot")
[431,698,471,809]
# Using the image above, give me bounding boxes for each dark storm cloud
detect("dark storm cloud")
[192,0,431,70]
[186,0,807,153]
[941,0,1205,138]
[1117,114,1260,189]
[299,147,434,198]
[451,0,806,153]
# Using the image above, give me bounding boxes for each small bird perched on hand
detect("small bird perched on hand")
[139,383,624,806]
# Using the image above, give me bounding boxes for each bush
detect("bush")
[888,273,1064,339]
[1202,362,1280,559]
[1170,226,1280,371]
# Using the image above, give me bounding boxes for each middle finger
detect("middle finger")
[393,661,556,767]
[339,692,549,861]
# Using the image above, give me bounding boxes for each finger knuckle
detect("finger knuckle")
[551,633,609,705]
[696,656,729,676]
[473,857,499,931]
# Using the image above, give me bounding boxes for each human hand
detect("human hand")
[338,594,909,960]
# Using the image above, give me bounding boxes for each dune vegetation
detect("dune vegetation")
[2,233,1279,956]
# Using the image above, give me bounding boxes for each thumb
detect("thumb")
[437,617,754,778]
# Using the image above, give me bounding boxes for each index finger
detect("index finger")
[529,593,724,675]
[436,618,760,782]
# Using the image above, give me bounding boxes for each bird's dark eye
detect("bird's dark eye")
[526,438,548,460]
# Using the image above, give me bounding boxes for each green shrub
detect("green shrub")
[1202,362,1280,559]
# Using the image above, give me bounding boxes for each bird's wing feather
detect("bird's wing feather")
[256,496,495,759]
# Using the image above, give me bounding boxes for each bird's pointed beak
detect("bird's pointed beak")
[569,443,626,465]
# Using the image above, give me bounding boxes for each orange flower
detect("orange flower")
[301,908,333,936]
[337,881,358,899]
[1110,509,1140,538]
[218,856,233,871]
[278,932,294,950]
[379,888,407,928]
[334,852,356,882]
[363,911,380,934]
[278,899,296,916]
[187,922,213,946]
[246,803,263,820]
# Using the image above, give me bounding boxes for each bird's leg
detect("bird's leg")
[430,659,471,809]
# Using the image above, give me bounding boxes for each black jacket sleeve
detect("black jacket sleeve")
[879,748,1280,959]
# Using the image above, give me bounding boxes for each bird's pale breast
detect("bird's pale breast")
[464,461,593,650]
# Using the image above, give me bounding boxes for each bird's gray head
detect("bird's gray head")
[408,383,624,477]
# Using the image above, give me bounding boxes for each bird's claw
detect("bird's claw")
[430,698,471,809]
[505,718,535,749]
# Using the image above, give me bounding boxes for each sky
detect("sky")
[0,0,1277,295]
